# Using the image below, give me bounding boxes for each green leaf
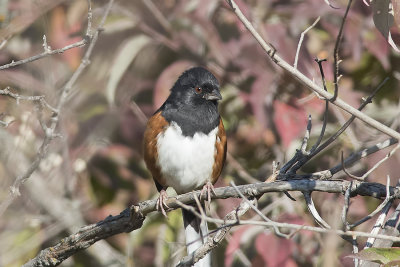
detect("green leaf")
[347,248,400,264]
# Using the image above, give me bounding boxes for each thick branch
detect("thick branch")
[24,179,400,266]
[23,206,144,267]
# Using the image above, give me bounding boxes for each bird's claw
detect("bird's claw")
[156,189,169,218]
[200,181,216,211]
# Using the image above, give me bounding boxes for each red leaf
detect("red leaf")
[225,225,253,266]
[255,233,297,267]
[273,100,308,148]
[249,74,273,128]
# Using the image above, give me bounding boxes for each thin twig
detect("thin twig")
[310,58,329,152]
[176,208,400,244]
[342,181,352,230]
[360,144,400,180]
[141,0,172,33]
[290,77,390,172]
[0,39,88,71]
[0,87,58,113]
[193,192,207,219]
[280,152,300,174]
[208,208,252,267]
[341,151,365,181]
[0,0,115,217]
[130,101,148,125]
[266,161,280,182]
[230,181,288,238]
[227,153,260,183]
[0,120,9,127]
[331,0,353,101]
[304,192,331,229]
[281,118,312,174]
[368,201,400,250]
[177,198,254,267]
[323,0,340,9]
[349,176,392,229]
[86,0,92,36]
[294,16,320,69]
[23,178,400,266]
[300,115,312,154]
[365,199,393,248]
[205,218,400,243]
[341,144,400,182]
[352,237,359,267]
[364,176,394,248]
[278,140,393,181]
[226,0,400,140]
[330,137,397,175]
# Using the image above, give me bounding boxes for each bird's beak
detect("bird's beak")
[205,89,222,101]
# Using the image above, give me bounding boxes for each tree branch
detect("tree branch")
[23,179,400,266]
[0,0,114,217]
[0,0,93,71]
[226,0,400,140]
[23,206,144,267]
[331,0,353,101]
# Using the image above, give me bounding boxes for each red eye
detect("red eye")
[195,86,202,94]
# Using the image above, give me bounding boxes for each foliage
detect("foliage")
[0,0,399,266]
[348,247,400,265]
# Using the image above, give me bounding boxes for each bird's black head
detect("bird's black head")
[169,67,222,106]
[161,67,222,136]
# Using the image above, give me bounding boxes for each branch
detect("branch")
[289,77,390,173]
[330,137,398,175]
[0,38,88,70]
[0,0,114,217]
[226,0,400,140]
[275,134,398,181]
[349,176,392,229]
[230,181,287,237]
[23,179,400,266]
[183,212,400,245]
[23,206,144,267]
[227,152,260,183]
[358,144,400,180]
[361,202,400,267]
[294,16,320,69]
[331,0,353,101]
[0,0,93,71]
[304,192,331,229]
[0,87,57,113]
[310,58,329,152]
[177,198,255,266]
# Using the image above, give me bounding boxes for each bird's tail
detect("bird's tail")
[182,208,211,267]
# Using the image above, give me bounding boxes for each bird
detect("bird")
[143,67,227,266]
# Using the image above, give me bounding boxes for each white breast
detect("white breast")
[157,122,218,194]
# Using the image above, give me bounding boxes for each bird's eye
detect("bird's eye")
[195,86,202,94]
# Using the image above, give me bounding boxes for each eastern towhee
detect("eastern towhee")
[143,67,226,265]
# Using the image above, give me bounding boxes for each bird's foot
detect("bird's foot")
[200,181,216,211]
[156,189,169,217]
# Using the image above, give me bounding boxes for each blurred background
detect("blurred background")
[0,0,400,266]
